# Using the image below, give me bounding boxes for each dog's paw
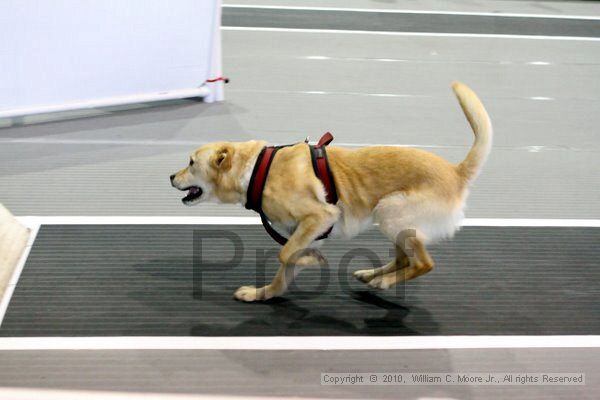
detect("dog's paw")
[233,285,271,302]
[367,275,392,290]
[353,268,375,283]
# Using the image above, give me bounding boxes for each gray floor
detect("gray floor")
[222,0,600,16]
[0,348,598,399]
[1,10,600,218]
[223,7,600,37]
[0,1,599,399]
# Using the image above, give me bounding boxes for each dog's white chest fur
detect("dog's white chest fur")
[330,202,373,239]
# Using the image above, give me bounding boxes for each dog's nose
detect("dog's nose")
[170,174,176,184]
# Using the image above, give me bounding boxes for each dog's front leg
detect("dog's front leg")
[234,207,339,302]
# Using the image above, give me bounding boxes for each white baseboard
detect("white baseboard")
[0,204,30,300]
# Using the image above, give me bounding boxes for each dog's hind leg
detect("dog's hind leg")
[367,236,434,289]
[234,204,339,302]
[355,191,445,289]
[353,245,408,283]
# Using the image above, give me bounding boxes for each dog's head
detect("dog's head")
[170,141,264,206]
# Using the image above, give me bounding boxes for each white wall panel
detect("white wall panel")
[0,0,221,117]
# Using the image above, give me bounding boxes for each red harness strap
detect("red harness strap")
[310,132,338,205]
[245,132,338,246]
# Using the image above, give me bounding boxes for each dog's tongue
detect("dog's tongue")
[188,187,200,195]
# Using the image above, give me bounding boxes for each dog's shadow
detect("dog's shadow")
[130,257,438,336]
[189,290,433,336]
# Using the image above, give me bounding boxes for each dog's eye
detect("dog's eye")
[189,159,194,166]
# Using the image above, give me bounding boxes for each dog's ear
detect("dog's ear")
[211,145,233,171]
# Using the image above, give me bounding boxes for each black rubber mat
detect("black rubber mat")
[223,8,600,38]
[1,225,599,336]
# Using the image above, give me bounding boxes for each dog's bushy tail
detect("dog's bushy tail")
[452,81,493,182]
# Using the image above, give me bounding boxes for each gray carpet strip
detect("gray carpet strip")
[1,225,598,336]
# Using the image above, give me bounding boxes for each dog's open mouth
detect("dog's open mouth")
[181,186,203,203]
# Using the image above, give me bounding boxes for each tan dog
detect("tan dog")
[170,82,492,302]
